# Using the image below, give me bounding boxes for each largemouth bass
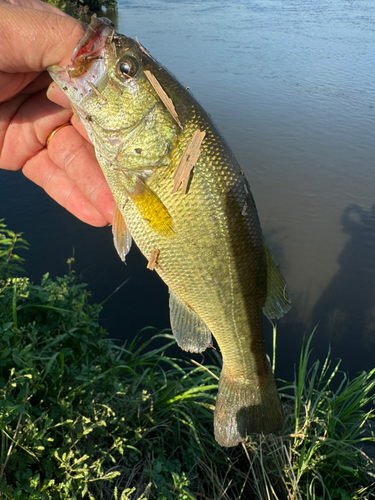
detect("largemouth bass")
[48,16,291,447]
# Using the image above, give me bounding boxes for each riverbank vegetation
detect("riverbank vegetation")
[43,0,116,21]
[1,220,375,499]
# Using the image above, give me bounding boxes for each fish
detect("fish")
[48,15,291,447]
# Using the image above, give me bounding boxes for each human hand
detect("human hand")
[0,0,114,226]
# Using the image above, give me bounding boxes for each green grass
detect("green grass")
[244,329,375,500]
[0,219,374,499]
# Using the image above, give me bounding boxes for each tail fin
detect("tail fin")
[214,366,283,447]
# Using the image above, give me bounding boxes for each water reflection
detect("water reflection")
[312,204,375,370]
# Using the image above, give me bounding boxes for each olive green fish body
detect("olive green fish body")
[48,16,290,447]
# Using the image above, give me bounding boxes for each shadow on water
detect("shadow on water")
[311,204,375,374]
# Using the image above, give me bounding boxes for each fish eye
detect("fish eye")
[116,56,138,80]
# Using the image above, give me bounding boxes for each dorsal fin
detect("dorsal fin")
[112,204,132,262]
[262,246,291,320]
[169,289,212,353]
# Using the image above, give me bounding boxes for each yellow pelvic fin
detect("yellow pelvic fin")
[262,246,291,320]
[169,289,212,353]
[112,204,132,262]
[127,177,174,237]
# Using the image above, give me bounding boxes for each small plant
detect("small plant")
[0,220,28,281]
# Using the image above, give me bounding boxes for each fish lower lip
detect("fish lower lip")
[47,64,62,75]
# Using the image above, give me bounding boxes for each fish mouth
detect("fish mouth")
[48,15,114,104]
[69,15,114,77]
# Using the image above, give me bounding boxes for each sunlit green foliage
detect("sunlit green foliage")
[0,220,28,281]
[43,0,116,21]
[0,220,374,499]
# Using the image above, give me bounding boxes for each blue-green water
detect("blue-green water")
[1,0,375,380]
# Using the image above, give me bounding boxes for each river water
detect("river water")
[1,0,375,380]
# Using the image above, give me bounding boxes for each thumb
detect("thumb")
[0,1,86,73]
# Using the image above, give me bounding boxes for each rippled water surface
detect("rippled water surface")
[1,0,375,379]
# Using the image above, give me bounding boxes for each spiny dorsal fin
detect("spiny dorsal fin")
[169,289,212,353]
[262,246,291,320]
[112,204,132,262]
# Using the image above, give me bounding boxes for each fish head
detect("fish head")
[48,15,180,172]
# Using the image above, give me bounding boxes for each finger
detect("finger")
[0,2,85,72]
[0,90,72,170]
[47,81,74,109]
[22,71,53,96]
[2,0,68,15]
[0,72,41,102]
[47,82,91,143]
[0,71,52,104]
[46,124,114,224]
[22,146,112,227]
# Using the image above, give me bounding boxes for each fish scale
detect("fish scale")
[48,15,291,447]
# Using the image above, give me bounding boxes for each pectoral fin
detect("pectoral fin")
[169,289,212,353]
[128,177,173,237]
[112,204,132,262]
[262,247,291,320]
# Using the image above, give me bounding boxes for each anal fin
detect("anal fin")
[112,204,132,262]
[169,289,212,353]
[262,246,291,320]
